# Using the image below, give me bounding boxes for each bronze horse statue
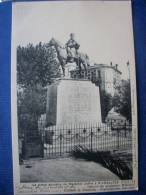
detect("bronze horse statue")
[48,38,90,77]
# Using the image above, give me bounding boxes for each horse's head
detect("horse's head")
[48,38,57,47]
[48,38,64,50]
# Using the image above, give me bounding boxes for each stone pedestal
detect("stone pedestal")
[46,79,102,127]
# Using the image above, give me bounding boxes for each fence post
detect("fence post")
[124,120,127,137]
[60,134,62,156]
[117,130,120,149]
[41,127,44,158]
[91,127,93,152]
[111,120,113,131]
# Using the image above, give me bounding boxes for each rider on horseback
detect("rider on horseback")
[66,33,80,62]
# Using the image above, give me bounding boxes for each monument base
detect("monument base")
[46,78,102,127]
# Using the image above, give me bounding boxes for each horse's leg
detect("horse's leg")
[60,58,67,77]
[58,61,65,77]
[79,54,87,78]
[76,59,82,78]
[82,61,87,78]
[61,63,65,77]
[62,66,65,77]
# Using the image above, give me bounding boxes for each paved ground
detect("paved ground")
[20,157,119,182]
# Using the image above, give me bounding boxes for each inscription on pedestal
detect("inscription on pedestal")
[46,79,102,126]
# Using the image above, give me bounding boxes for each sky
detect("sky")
[12,1,135,79]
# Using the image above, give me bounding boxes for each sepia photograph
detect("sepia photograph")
[11,1,138,194]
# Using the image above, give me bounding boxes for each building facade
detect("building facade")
[70,63,122,96]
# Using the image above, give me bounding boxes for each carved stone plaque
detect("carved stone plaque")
[46,79,102,126]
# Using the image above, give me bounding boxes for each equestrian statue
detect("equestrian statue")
[48,33,90,77]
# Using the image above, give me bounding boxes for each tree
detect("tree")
[113,79,131,122]
[91,78,112,122]
[17,42,61,87]
[100,90,113,122]
[17,42,62,135]
[17,84,47,135]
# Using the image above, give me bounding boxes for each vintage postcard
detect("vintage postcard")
[11,0,138,194]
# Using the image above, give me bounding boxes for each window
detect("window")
[98,70,101,78]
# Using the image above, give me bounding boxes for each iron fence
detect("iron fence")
[21,120,132,159]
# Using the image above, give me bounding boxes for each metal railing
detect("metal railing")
[21,120,132,159]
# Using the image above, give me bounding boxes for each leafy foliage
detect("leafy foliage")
[17,42,61,135]
[113,80,131,122]
[91,78,112,122]
[100,90,113,122]
[71,145,132,180]
[17,84,47,135]
[17,42,60,87]
[88,76,131,123]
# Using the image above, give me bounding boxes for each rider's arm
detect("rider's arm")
[74,42,80,49]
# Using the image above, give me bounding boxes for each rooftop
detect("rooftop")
[70,63,122,74]
[94,63,122,74]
